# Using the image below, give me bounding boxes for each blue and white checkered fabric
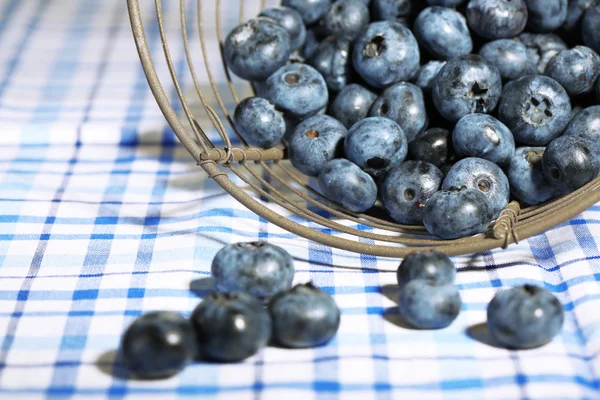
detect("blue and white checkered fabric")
[1,0,599,399]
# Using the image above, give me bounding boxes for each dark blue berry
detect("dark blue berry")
[563,106,600,142]
[508,147,558,205]
[542,135,600,193]
[415,61,446,92]
[427,0,465,6]
[466,0,528,40]
[263,63,329,121]
[233,97,285,148]
[269,283,340,348]
[259,7,306,51]
[121,311,195,379]
[582,4,600,54]
[369,82,427,142]
[328,83,377,128]
[452,114,515,165]
[211,242,294,299]
[318,158,378,212]
[282,0,331,24]
[487,284,564,349]
[408,128,455,168]
[397,251,456,288]
[423,186,493,239]
[191,293,271,362]
[545,46,600,97]
[371,0,423,22]
[309,36,352,93]
[345,117,408,177]
[398,280,462,329]
[525,0,568,33]
[432,55,502,123]
[302,28,322,60]
[479,39,536,81]
[498,75,571,146]
[224,18,292,82]
[414,6,472,60]
[563,0,598,32]
[323,0,370,40]
[289,115,347,176]
[519,33,567,73]
[380,161,443,224]
[443,157,510,218]
[352,21,420,89]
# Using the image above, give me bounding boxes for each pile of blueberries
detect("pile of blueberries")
[119,244,564,379]
[226,0,600,239]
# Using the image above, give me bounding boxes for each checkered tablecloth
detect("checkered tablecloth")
[0,0,599,399]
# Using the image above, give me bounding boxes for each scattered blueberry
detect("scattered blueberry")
[508,147,558,205]
[423,186,493,239]
[191,292,271,362]
[544,46,600,96]
[323,0,370,40]
[369,82,428,142]
[318,158,378,212]
[380,161,443,224]
[443,157,510,218]
[397,251,456,288]
[289,115,347,176]
[415,61,446,92]
[352,21,420,88]
[211,242,294,299]
[397,280,462,329]
[563,106,600,142]
[427,0,466,6]
[328,83,377,128]
[466,0,528,40]
[309,36,352,93]
[282,0,331,24]
[519,32,567,73]
[121,311,195,379]
[224,18,292,82]
[302,28,321,60]
[582,4,600,53]
[233,97,285,148]
[525,0,568,33]
[414,6,472,60]
[432,55,502,123]
[563,0,598,32]
[371,0,423,22]
[479,39,536,81]
[269,283,340,348]
[263,63,329,121]
[498,75,571,146]
[408,128,455,169]
[542,135,600,193]
[259,7,306,52]
[487,284,564,349]
[452,114,515,165]
[344,117,408,177]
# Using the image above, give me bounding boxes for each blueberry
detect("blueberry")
[369,82,427,142]
[508,147,557,205]
[191,293,271,362]
[269,283,340,348]
[289,115,347,176]
[519,33,567,73]
[211,241,295,299]
[259,7,306,52]
[487,284,564,349]
[263,63,329,121]
[544,46,600,96]
[282,0,331,24]
[479,39,536,81]
[498,75,571,146]
[414,7,472,60]
[408,128,455,168]
[371,0,423,22]
[423,186,493,239]
[542,135,600,193]
[564,106,600,141]
[397,251,456,288]
[233,97,285,148]
[352,21,420,89]
[328,84,377,128]
[318,158,378,212]
[452,114,515,165]
[380,161,443,224]
[120,311,195,379]
[432,55,502,123]
[525,0,568,32]
[415,61,446,92]
[563,0,597,32]
[397,281,462,329]
[224,18,292,82]
[597,74,600,102]
[309,36,352,93]
[427,0,466,6]
[345,117,408,177]
[443,157,510,218]
[466,0,528,40]
[323,0,370,40]
[302,28,322,60]
[582,5,600,54]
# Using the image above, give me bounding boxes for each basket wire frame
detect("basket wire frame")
[126,0,600,257]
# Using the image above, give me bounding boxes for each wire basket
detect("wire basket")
[126,0,600,257]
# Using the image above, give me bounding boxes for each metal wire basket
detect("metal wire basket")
[126,0,600,257]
